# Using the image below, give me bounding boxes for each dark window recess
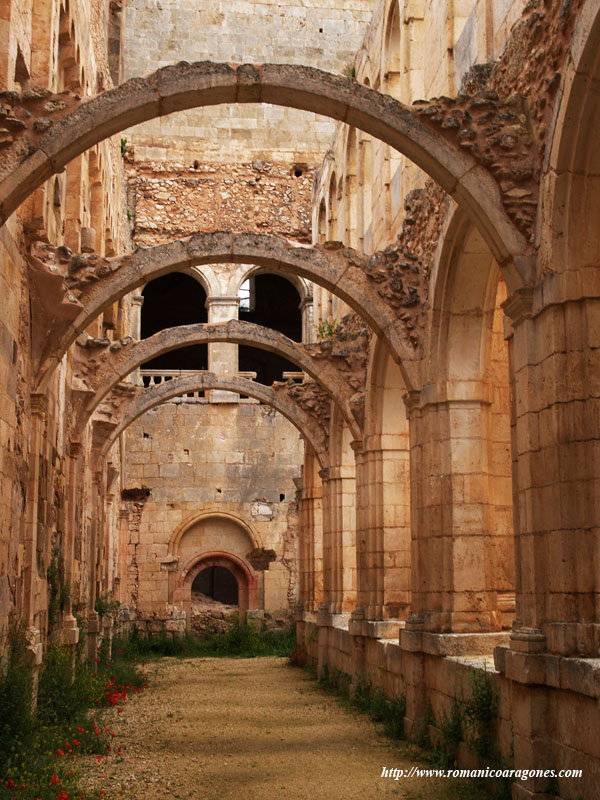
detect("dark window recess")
[239,274,302,384]
[192,566,238,605]
[141,272,208,371]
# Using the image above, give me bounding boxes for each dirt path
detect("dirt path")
[86,657,462,800]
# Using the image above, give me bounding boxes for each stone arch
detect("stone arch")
[1,61,529,283]
[73,321,362,441]
[233,265,310,302]
[169,510,261,557]
[33,233,420,392]
[539,0,600,277]
[177,551,259,625]
[97,373,328,470]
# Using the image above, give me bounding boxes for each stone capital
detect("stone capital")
[30,393,48,420]
[502,287,534,327]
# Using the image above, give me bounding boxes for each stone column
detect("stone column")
[206,295,240,402]
[130,293,144,385]
[362,432,411,623]
[504,287,600,658]
[404,382,509,634]
[23,393,47,676]
[61,441,82,649]
[327,461,356,615]
[87,469,103,658]
[318,467,333,615]
[301,293,314,344]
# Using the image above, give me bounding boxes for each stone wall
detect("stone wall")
[121,0,375,163]
[128,157,315,246]
[119,400,304,626]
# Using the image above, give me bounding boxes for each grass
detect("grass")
[113,615,295,660]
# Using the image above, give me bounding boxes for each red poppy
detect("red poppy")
[57,749,65,757]
[73,739,81,747]
[96,755,103,762]
[50,776,60,785]
[77,727,85,733]
[57,793,69,800]
[5,780,14,790]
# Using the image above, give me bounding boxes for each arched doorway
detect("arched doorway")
[178,551,258,631]
[192,565,239,605]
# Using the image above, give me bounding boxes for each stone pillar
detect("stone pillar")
[130,293,144,385]
[504,287,600,657]
[87,469,102,658]
[206,295,240,401]
[117,509,130,606]
[318,467,333,614]
[405,381,509,633]
[297,476,323,613]
[327,461,356,614]
[361,432,411,623]
[23,394,47,672]
[61,441,82,649]
[301,293,314,344]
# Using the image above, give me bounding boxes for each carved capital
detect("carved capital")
[502,287,535,327]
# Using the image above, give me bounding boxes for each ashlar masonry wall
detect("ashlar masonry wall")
[121,0,375,163]
[120,400,304,628]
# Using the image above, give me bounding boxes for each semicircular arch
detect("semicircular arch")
[2,62,530,284]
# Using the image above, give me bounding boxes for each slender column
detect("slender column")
[23,394,47,672]
[23,394,48,629]
[87,469,103,658]
[206,295,240,402]
[318,467,333,615]
[61,441,82,647]
[130,294,144,385]
[301,294,314,344]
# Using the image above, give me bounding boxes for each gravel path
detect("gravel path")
[85,657,461,800]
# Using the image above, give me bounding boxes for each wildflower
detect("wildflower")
[5,780,15,790]
[57,793,69,800]
[117,707,122,713]
[96,755,103,761]
[95,658,99,664]
[50,776,60,785]
[73,740,81,747]
[57,749,65,757]
[77,728,85,733]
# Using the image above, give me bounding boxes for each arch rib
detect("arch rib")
[2,62,531,283]
[95,373,328,470]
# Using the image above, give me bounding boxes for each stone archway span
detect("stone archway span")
[74,320,362,441]
[3,62,531,283]
[96,372,329,470]
[169,510,262,557]
[31,232,419,392]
